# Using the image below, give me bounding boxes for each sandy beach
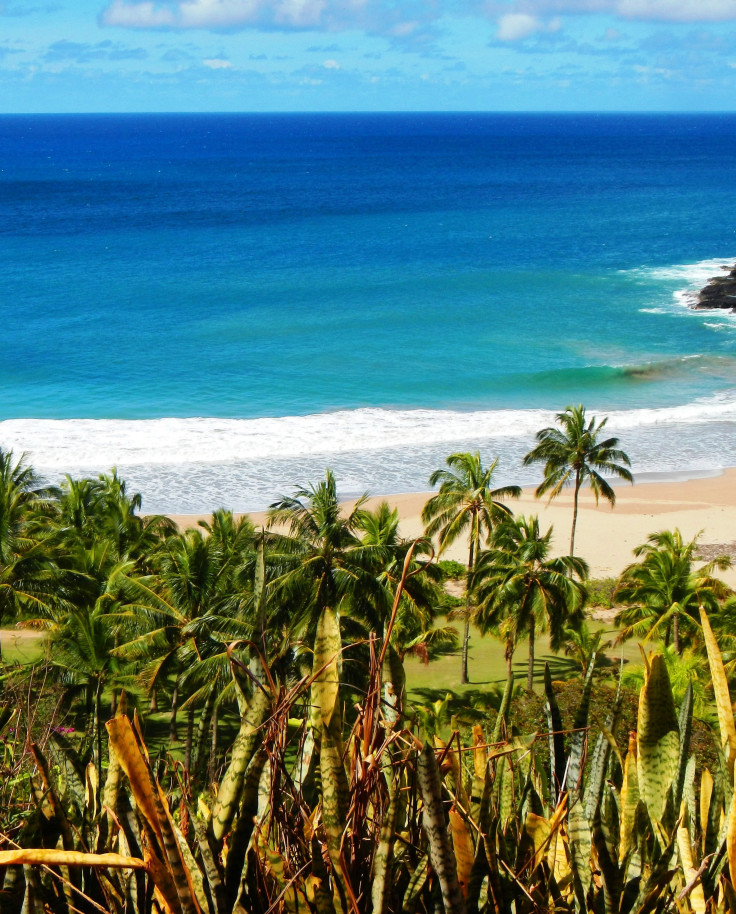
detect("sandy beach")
[167,468,736,585]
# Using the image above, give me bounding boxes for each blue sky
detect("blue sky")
[2,0,736,112]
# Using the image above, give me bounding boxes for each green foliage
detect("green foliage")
[586,577,617,607]
[436,559,466,580]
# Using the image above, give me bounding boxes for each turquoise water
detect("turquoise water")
[2,113,736,510]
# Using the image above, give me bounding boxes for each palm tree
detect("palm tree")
[422,452,521,684]
[615,528,731,654]
[267,469,378,645]
[471,515,588,691]
[353,502,454,722]
[0,449,56,658]
[523,404,632,556]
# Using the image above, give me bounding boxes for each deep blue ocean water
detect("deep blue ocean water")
[2,112,736,511]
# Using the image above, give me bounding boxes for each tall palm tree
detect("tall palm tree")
[523,404,632,556]
[267,469,378,644]
[471,515,588,691]
[615,528,731,654]
[422,452,521,684]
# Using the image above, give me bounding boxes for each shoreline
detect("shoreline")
[166,466,736,583]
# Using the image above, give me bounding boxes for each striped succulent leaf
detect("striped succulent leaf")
[636,654,680,825]
[417,742,466,914]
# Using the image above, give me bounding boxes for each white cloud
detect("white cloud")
[322,57,340,68]
[102,0,327,29]
[202,57,232,67]
[497,13,543,40]
[100,0,736,34]
[496,12,563,40]
[103,0,175,27]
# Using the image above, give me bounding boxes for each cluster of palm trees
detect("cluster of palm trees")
[6,401,728,771]
[422,404,633,685]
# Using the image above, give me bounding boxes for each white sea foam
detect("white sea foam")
[4,395,736,512]
[642,257,736,284]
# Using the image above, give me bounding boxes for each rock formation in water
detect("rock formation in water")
[692,263,736,312]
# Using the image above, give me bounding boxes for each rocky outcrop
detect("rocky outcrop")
[692,263,736,312]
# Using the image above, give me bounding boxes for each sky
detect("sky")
[1,0,736,112]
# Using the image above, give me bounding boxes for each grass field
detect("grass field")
[2,619,646,690]
[404,619,646,697]
[0,629,46,665]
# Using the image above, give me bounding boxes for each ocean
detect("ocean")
[2,112,736,512]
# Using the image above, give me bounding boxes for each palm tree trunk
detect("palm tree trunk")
[150,690,158,713]
[93,678,104,807]
[208,703,219,784]
[193,687,216,786]
[527,616,536,692]
[184,704,195,774]
[570,471,581,557]
[505,642,514,678]
[461,538,476,684]
[169,680,179,742]
[673,613,680,654]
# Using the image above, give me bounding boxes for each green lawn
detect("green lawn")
[0,630,46,665]
[404,619,646,697]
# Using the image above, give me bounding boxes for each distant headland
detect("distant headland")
[692,262,736,311]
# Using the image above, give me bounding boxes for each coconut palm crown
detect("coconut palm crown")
[523,404,633,556]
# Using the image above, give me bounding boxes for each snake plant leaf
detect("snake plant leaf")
[544,664,565,807]
[106,717,164,845]
[210,652,271,845]
[676,800,706,914]
[700,768,714,854]
[187,804,228,914]
[223,746,268,902]
[470,724,486,826]
[257,829,310,913]
[584,677,624,825]
[107,716,202,914]
[0,849,147,869]
[449,808,475,900]
[700,607,736,781]
[670,682,694,821]
[492,671,514,744]
[567,799,592,905]
[382,644,406,728]
[401,857,428,913]
[313,607,350,907]
[637,654,680,825]
[592,811,622,914]
[727,781,736,890]
[619,733,640,865]
[174,824,212,914]
[371,766,399,914]
[312,604,342,735]
[98,734,123,853]
[417,742,466,914]
[566,653,597,797]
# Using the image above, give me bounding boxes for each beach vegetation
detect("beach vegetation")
[470,515,588,691]
[523,403,633,556]
[5,437,736,913]
[422,452,521,684]
[615,527,732,654]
